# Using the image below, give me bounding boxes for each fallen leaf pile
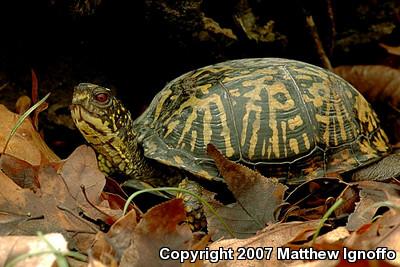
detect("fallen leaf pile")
[1,77,400,267]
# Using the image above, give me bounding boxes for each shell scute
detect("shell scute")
[136,58,390,183]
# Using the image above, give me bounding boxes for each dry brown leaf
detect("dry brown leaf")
[88,257,116,267]
[206,144,287,239]
[0,153,40,190]
[313,227,350,246]
[0,210,36,235]
[0,145,117,252]
[333,65,400,110]
[347,181,400,231]
[15,95,31,115]
[206,220,320,266]
[120,199,193,267]
[60,145,106,205]
[32,102,49,131]
[0,233,68,267]
[0,105,59,164]
[183,235,211,267]
[279,178,350,222]
[380,43,400,56]
[345,210,400,265]
[91,209,138,263]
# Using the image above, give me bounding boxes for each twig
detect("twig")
[305,15,333,71]
[80,185,110,217]
[326,0,336,55]
[0,82,9,91]
[57,205,98,233]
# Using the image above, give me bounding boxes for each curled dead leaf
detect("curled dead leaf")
[206,144,287,239]
[120,199,194,267]
[0,105,59,164]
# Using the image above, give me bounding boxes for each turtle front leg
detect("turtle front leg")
[97,154,117,177]
[176,178,207,231]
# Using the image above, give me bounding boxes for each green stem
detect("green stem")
[312,197,344,244]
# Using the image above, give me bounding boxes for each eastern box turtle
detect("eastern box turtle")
[71,58,390,227]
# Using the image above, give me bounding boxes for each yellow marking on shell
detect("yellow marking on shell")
[359,139,377,157]
[159,86,230,153]
[154,89,173,122]
[190,130,197,152]
[196,169,213,179]
[248,105,262,159]
[237,81,294,159]
[203,106,212,147]
[190,66,233,79]
[354,95,377,132]
[289,138,300,154]
[333,93,348,144]
[267,82,296,158]
[372,130,389,152]
[164,120,180,138]
[177,111,197,146]
[291,66,329,80]
[229,89,241,97]
[240,77,268,150]
[174,156,184,165]
[262,138,267,157]
[315,114,330,145]
[242,78,270,96]
[222,68,275,84]
[302,82,327,108]
[281,121,287,157]
[295,74,313,80]
[288,115,304,130]
[198,84,212,95]
[304,80,332,145]
[269,117,280,158]
[303,133,310,150]
[212,95,235,157]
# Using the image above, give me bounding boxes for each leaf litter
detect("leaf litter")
[1,80,400,267]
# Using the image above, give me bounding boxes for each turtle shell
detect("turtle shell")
[134,58,390,184]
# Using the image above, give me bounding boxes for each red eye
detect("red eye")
[95,93,109,103]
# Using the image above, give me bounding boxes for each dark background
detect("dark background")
[0,0,399,157]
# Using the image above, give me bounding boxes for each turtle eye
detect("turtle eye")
[94,92,109,103]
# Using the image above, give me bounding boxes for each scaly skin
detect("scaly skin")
[71,83,205,229]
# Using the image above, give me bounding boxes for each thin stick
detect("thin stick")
[305,15,333,71]
[326,0,336,55]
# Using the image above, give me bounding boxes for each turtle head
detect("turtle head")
[71,83,137,176]
[71,83,133,138]
[72,83,121,121]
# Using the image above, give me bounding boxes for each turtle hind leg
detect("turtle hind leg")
[176,178,207,231]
